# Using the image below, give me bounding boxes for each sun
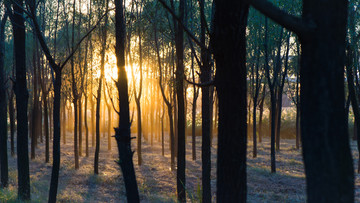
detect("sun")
[103,54,141,86]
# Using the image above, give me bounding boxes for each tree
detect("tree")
[95,0,109,175]
[70,0,80,170]
[25,0,105,200]
[0,10,8,188]
[212,1,249,202]
[153,8,175,171]
[173,0,186,201]
[133,1,143,166]
[198,0,212,201]
[114,0,139,201]
[250,0,354,201]
[6,0,31,199]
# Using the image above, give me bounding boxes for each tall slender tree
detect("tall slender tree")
[114,0,139,201]
[0,10,9,188]
[6,0,31,199]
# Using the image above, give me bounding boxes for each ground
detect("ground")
[1,133,360,202]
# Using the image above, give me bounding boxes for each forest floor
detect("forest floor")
[1,132,360,202]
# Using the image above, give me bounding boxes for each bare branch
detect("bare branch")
[185,77,214,87]
[105,80,120,115]
[157,0,209,51]
[60,8,115,70]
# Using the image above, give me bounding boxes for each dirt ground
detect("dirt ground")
[1,132,360,202]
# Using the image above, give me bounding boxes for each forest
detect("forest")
[0,0,359,202]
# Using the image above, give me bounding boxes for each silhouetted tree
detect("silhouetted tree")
[251,0,354,201]
[0,11,9,188]
[6,0,31,199]
[114,0,139,201]
[212,1,249,202]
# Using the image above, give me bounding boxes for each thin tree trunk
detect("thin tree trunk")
[44,94,50,163]
[95,0,109,174]
[79,97,82,156]
[85,95,89,157]
[9,90,15,156]
[0,12,9,187]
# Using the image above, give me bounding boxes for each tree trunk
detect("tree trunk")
[107,104,111,151]
[11,0,31,199]
[174,0,186,201]
[136,100,142,165]
[44,93,50,163]
[0,12,8,187]
[114,0,139,201]
[79,97,82,156]
[9,90,15,156]
[48,70,62,203]
[212,1,249,202]
[95,0,109,174]
[73,100,79,169]
[300,2,353,201]
[199,0,211,201]
[251,0,354,201]
[258,87,264,143]
[85,95,89,157]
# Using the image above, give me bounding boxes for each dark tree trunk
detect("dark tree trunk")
[134,6,143,164]
[79,97,82,156]
[252,102,257,157]
[85,94,89,157]
[251,43,261,158]
[173,0,186,201]
[73,100,79,169]
[190,52,198,161]
[295,58,300,149]
[258,86,265,143]
[136,100,142,165]
[11,0,31,199]
[0,12,8,188]
[48,70,62,203]
[198,0,211,201]
[44,93,50,163]
[94,80,102,174]
[161,109,165,156]
[31,34,40,160]
[70,0,79,170]
[300,2,353,201]
[91,93,95,147]
[212,1,249,202]
[61,99,66,144]
[154,16,175,171]
[9,90,15,157]
[107,105,111,151]
[114,0,139,201]
[95,0,109,174]
[274,28,283,152]
[264,17,276,173]
[251,0,354,201]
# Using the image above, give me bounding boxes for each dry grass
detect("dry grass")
[1,133,360,202]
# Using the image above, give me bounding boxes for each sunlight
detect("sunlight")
[97,53,141,85]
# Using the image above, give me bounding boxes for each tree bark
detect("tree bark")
[212,1,249,202]
[0,12,8,188]
[114,0,139,201]
[10,0,31,199]
[251,0,354,201]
